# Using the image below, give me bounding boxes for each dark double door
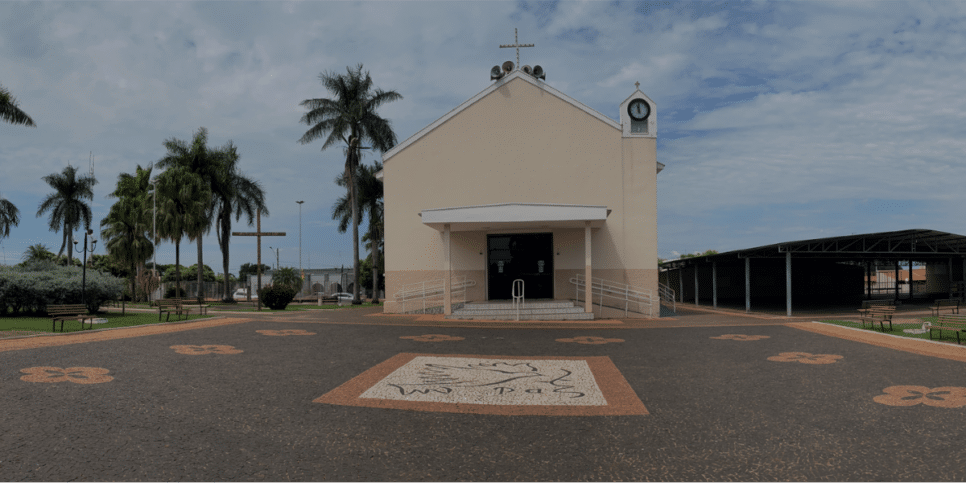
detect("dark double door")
[487,233,554,300]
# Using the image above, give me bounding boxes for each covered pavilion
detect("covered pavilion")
[658,229,966,316]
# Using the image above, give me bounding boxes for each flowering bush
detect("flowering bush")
[0,261,125,315]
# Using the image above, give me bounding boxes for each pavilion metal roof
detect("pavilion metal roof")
[660,229,966,270]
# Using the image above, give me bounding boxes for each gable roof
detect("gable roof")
[382,70,622,162]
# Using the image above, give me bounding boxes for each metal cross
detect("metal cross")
[500,28,534,69]
[232,208,286,311]
[635,81,641,90]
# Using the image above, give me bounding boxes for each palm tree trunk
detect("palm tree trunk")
[197,236,204,304]
[350,165,361,304]
[66,230,74,265]
[221,213,231,301]
[371,229,379,303]
[57,232,67,261]
[175,240,181,297]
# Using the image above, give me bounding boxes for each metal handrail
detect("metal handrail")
[658,282,676,313]
[512,279,525,321]
[393,276,476,314]
[570,274,655,317]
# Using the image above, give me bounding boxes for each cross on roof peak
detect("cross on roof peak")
[635,81,640,90]
[499,28,534,69]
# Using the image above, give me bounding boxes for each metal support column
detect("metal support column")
[694,265,699,306]
[908,260,913,300]
[712,262,718,308]
[866,261,871,300]
[745,257,751,313]
[785,251,792,317]
[678,269,684,303]
[950,258,954,298]
[894,260,899,301]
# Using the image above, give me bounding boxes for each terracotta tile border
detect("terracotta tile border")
[0,318,251,353]
[788,322,966,363]
[366,313,623,324]
[314,352,648,416]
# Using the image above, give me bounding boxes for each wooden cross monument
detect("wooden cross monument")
[232,208,285,311]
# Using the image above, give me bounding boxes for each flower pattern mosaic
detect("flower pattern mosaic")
[170,344,243,355]
[256,329,316,336]
[874,386,966,408]
[20,366,113,384]
[710,334,770,341]
[767,352,843,364]
[400,334,465,342]
[556,336,625,345]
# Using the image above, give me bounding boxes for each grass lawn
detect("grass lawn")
[817,316,964,344]
[0,311,215,334]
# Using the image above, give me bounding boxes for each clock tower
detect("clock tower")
[619,82,657,138]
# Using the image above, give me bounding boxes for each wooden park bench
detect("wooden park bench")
[180,300,210,316]
[158,298,186,321]
[929,314,966,345]
[859,306,896,331]
[857,299,895,316]
[49,304,95,332]
[930,298,960,316]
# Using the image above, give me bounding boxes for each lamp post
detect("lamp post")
[297,200,304,296]
[269,246,279,270]
[73,228,97,310]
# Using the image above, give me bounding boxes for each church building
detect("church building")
[378,55,662,319]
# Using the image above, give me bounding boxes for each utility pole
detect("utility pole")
[297,200,304,295]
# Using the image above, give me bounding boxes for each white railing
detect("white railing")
[512,279,525,321]
[658,282,676,313]
[570,274,655,318]
[394,276,476,314]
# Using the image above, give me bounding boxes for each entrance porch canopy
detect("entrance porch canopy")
[420,203,607,315]
[420,203,610,232]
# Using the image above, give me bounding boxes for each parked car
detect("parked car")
[332,292,354,302]
[233,288,257,300]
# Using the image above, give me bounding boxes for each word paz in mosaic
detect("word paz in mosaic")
[359,356,606,406]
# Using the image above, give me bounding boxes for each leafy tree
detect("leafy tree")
[36,165,97,262]
[239,262,271,281]
[184,264,217,282]
[299,64,401,305]
[333,161,384,302]
[0,84,35,127]
[357,256,384,297]
[680,250,719,259]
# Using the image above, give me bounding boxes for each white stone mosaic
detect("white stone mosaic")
[359,356,607,406]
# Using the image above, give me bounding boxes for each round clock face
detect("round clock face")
[628,99,650,121]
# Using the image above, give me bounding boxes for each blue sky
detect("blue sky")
[2,1,965,273]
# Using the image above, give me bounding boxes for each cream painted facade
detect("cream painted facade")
[380,70,661,317]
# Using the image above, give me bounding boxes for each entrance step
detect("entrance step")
[446,300,595,321]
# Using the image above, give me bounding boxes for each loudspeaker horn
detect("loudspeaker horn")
[522,65,533,75]
[490,65,504,80]
[532,65,546,80]
[502,60,515,73]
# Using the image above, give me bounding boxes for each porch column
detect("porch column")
[785,251,792,317]
[744,258,751,313]
[712,262,718,308]
[443,223,451,315]
[678,269,684,302]
[584,222,592,313]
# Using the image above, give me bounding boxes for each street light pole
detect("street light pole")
[297,200,304,296]
[73,228,96,310]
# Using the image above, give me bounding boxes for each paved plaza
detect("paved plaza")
[1,306,965,481]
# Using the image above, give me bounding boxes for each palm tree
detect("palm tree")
[154,166,209,298]
[0,191,20,240]
[0,84,35,127]
[36,165,97,263]
[298,64,401,304]
[332,161,384,302]
[156,127,225,303]
[21,244,54,263]
[101,165,155,300]
[209,142,268,301]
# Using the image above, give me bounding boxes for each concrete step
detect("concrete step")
[446,312,596,321]
[462,301,577,310]
[454,307,587,316]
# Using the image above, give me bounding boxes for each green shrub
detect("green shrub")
[165,286,187,298]
[257,284,296,310]
[0,261,125,315]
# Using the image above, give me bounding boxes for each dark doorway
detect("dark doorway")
[487,233,554,300]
